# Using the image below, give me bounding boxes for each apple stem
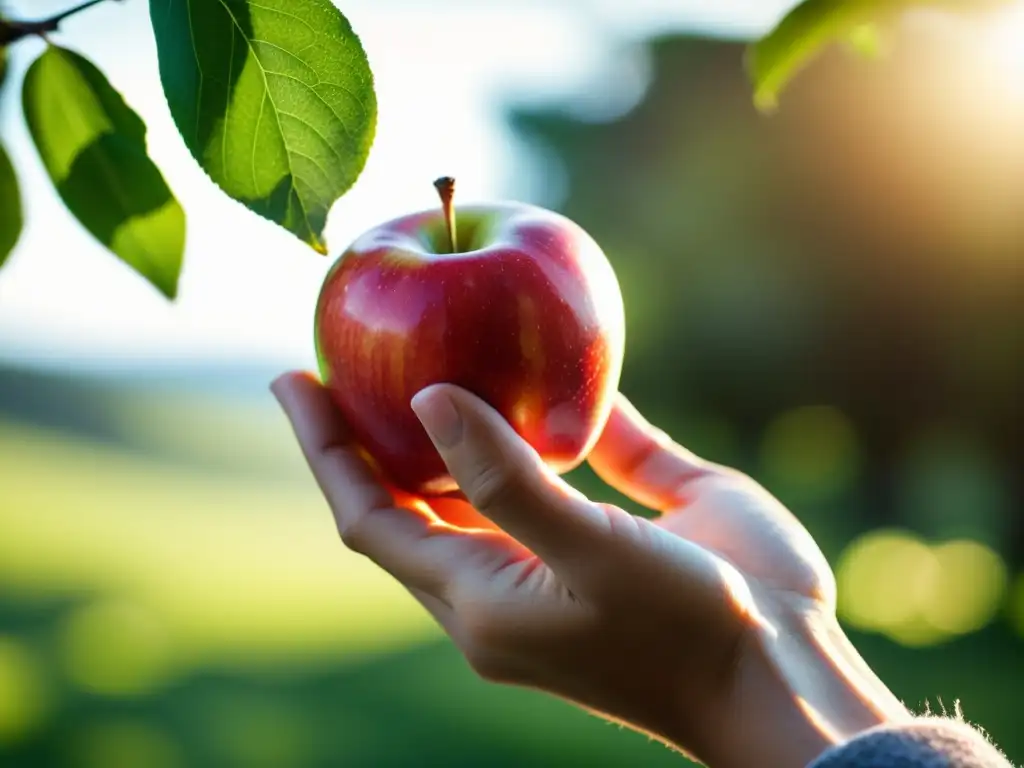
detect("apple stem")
[433,176,458,253]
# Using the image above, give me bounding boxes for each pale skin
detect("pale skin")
[272,372,913,767]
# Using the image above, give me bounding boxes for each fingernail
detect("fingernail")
[411,387,463,448]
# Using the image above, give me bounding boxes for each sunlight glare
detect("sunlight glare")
[984,2,1024,100]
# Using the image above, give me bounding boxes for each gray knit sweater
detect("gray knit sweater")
[807,718,1012,767]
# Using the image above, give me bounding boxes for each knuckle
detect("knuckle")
[717,464,755,488]
[337,515,368,555]
[669,463,734,501]
[601,504,651,546]
[468,462,521,514]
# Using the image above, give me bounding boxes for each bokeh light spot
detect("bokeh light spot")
[919,540,1008,635]
[885,617,953,649]
[837,530,1009,645]
[59,598,174,697]
[0,636,50,745]
[836,529,939,634]
[761,406,861,502]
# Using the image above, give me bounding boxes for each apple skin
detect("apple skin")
[314,201,626,497]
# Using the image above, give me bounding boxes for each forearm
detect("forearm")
[683,601,912,768]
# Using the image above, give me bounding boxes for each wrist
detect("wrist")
[689,596,911,768]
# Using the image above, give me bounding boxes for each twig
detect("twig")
[0,0,123,47]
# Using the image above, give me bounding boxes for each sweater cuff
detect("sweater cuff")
[807,717,1011,768]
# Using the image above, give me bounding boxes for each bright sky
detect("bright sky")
[0,0,798,372]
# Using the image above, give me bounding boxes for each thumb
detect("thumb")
[411,384,610,569]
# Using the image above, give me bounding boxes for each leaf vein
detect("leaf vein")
[181,0,205,149]
[222,21,236,185]
[213,0,315,234]
[260,63,368,123]
[251,91,265,193]
[244,2,318,34]
[275,110,346,171]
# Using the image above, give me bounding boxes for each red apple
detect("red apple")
[314,178,625,497]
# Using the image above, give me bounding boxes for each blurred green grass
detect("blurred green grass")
[0,370,1022,766]
[0,378,697,767]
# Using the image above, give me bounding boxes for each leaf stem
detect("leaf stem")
[433,176,458,254]
[0,0,123,47]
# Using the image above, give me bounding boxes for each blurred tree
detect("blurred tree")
[510,32,1023,563]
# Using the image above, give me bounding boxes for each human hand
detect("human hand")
[272,373,910,767]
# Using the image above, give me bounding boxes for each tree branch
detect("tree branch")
[0,0,123,47]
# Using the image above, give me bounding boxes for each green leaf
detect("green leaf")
[747,0,1018,112]
[0,141,22,268]
[747,1,891,113]
[22,45,186,299]
[149,0,377,254]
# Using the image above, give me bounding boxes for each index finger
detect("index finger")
[587,393,714,512]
